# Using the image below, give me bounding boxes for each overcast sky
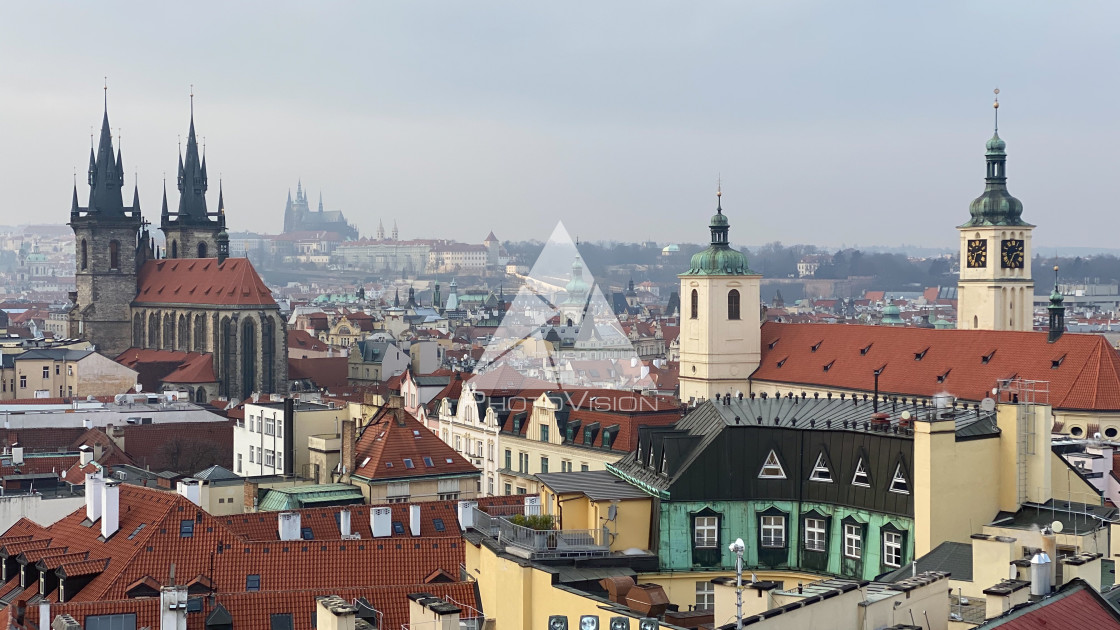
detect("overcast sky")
[2,2,1117,250]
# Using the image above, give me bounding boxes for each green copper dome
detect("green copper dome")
[985,132,1006,153]
[564,257,590,303]
[961,130,1031,228]
[683,194,753,276]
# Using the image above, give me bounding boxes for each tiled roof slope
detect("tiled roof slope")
[115,349,216,390]
[755,322,1120,411]
[976,577,1120,628]
[287,329,330,354]
[353,407,479,481]
[288,357,348,389]
[134,258,275,307]
[0,484,469,614]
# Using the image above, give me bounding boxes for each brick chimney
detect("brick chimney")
[371,507,391,538]
[340,420,356,478]
[407,593,460,630]
[243,481,259,512]
[12,442,23,466]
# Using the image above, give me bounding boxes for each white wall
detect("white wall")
[0,494,84,532]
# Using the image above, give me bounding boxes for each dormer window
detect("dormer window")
[809,452,832,482]
[852,457,871,487]
[246,574,260,591]
[982,350,996,364]
[889,463,910,494]
[860,343,873,355]
[822,360,834,372]
[914,348,928,361]
[758,450,786,479]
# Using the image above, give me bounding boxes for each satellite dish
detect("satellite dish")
[980,398,997,412]
[607,504,618,521]
[901,411,912,420]
[1051,521,1064,534]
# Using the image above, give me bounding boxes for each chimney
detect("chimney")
[315,596,358,630]
[456,500,478,531]
[159,585,188,630]
[278,512,302,541]
[12,443,23,466]
[107,425,125,452]
[38,601,49,630]
[407,593,461,630]
[340,420,356,477]
[243,481,259,512]
[82,417,92,429]
[50,614,80,630]
[79,445,93,467]
[177,479,202,507]
[409,504,421,536]
[371,507,391,537]
[85,471,104,522]
[339,510,352,538]
[100,479,120,539]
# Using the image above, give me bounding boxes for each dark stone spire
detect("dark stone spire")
[160,179,170,222]
[173,105,209,224]
[71,183,80,213]
[218,181,226,228]
[318,192,324,213]
[131,182,141,213]
[86,103,126,216]
[961,92,1030,228]
[394,288,400,308]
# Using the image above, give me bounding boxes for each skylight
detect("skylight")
[445,458,454,464]
[433,518,445,532]
[809,453,832,482]
[423,457,433,467]
[852,458,870,487]
[403,458,415,469]
[758,450,786,479]
[360,457,371,468]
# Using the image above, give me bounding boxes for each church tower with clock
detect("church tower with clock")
[957,93,1034,331]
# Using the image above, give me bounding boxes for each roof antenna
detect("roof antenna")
[993,88,1000,134]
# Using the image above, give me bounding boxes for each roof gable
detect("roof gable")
[134,258,276,307]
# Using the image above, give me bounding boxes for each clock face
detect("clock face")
[966,239,987,268]
[1001,239,1025,269]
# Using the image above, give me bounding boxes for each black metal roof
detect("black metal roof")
[879,541,973,583]
[536,470,651,501]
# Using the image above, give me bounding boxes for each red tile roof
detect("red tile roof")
[288,357,348,389]
[977,579,1120,628]
[288,329,330,354]
[353,407,479,481]
[754,322,1120,411]
[115,349,216,389]
[135,258,276,307]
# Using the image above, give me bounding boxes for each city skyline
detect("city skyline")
[2,2,1118,249]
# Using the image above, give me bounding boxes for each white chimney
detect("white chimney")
[457,500,478,531]
[1030,552,1051,596]
[79,445,93,467]
[524,496,541,515]
[159,585,188,630]
[85,471,103,522]
[278,512,302,541]
[409,504,421,536]
[177,479,202,507]
[339,510,352,537]
[371,507,392,538]
[38,601,49,630]
[82,418,92,430]
[100,479,120,538]
[12,443,23,466]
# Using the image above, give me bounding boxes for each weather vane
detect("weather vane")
[717,173,722,198]
[993,88,1000,132]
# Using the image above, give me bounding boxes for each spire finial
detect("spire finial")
[716,173,723,213]
[103,77,107,112]
[1054,264,1060,290]
[190,84,194,119]
[993,88,1000,134]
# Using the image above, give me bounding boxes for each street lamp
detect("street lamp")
[729,537,746,630]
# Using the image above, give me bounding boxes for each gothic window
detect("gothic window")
[195,387,206,404]
[220,317,233,398]
[148,312,160,348]
[132,314,143,348]
[193,315,206,352]
[178,314,189,352]
[261,316,275,394]
[109,240,120,270]
[690,289,698,319]
[170,240,178,259]
[728,289,740,320]
[80,240,88,270]
[164,313,175,350]
[198,242,208,258]
[241,318,257,400]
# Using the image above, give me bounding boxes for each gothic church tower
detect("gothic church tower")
[678,189,761,402]
[957,93,1034,331]
[69,97,147,357]
[161,102,223,258]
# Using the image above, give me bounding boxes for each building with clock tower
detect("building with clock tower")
[957,96,1034,331]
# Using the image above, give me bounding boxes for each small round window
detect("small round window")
[1106,427,1118,439]
[1070,426,1084,437]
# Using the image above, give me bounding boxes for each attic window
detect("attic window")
[811,341,822,353]
[982,350,996,364]
[776,357,787,368]
[385,462,393,468]
[423,457,433,467]
[889,463,910,495]
[758,450,786,479]
[914,348,929,361]
[246,574,261,591]
[936,369,951,383]
[179,519,194,538]
[127,523,146,540]
[186,599,202,613]
[433,518,446,532]
[392,521,405,535]
[768,338,780,350]
[852,458,870,487]
[445,458,454,464]
[1052,354,1066,369]
[300,527,314,540]
[860,344,873,356]
[809,453,832,483]
[360,457,371,468]
[412,430,421,437]
[403,458,415,469]
[822,360,834,372]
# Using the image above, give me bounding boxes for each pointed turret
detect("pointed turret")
[318,192,324,213]
[218,181,226,228]
[160,180,170,221]
[71,183,80,214]
[394,288,400,308]
[1049,266,1066,342]
[392,220,398,241]
[296,179,303,202]
[170,101,210,226]
[131,182,141,213]
[962,94,1030,228]
[377,220,385,240]
[86,102,126,216]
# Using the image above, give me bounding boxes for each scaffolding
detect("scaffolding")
[997,378,1049,506]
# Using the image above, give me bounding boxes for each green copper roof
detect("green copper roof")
[256,483,364,511]
[682,195,753,276]
[961,130,1031,228]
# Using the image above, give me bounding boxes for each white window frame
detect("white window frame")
[809,452,832,482]
[263,449,275,468]
[852,457,870,487]
[844,523,862,559]
[759,450,786,479]
[248,447,254,463]
[694,516,718,548]
[883,531,903,567]
[695,581,715,611]
[264,416,275,436]
[804,517,826,552]
[761,515,785,548]
[889,463,910,494]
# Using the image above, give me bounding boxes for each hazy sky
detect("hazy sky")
[2,2,1117,250]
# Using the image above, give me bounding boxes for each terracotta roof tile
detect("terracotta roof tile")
[353,408,478,481]
[135,258,275,307]
[288,357,348,389]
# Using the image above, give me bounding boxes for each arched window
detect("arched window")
[690,289,698,320]
[728,290,741,320]
[80,240,88,270]
[197,242,208,258]
[170,240,178,259]
[973,315,979,329]
[109,241,120,270]
[195,387,206,404]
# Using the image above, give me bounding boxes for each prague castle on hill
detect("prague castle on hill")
[68,94,286,402]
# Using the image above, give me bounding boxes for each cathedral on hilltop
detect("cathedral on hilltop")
[283,182,359,239]
[68,94,287,402]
